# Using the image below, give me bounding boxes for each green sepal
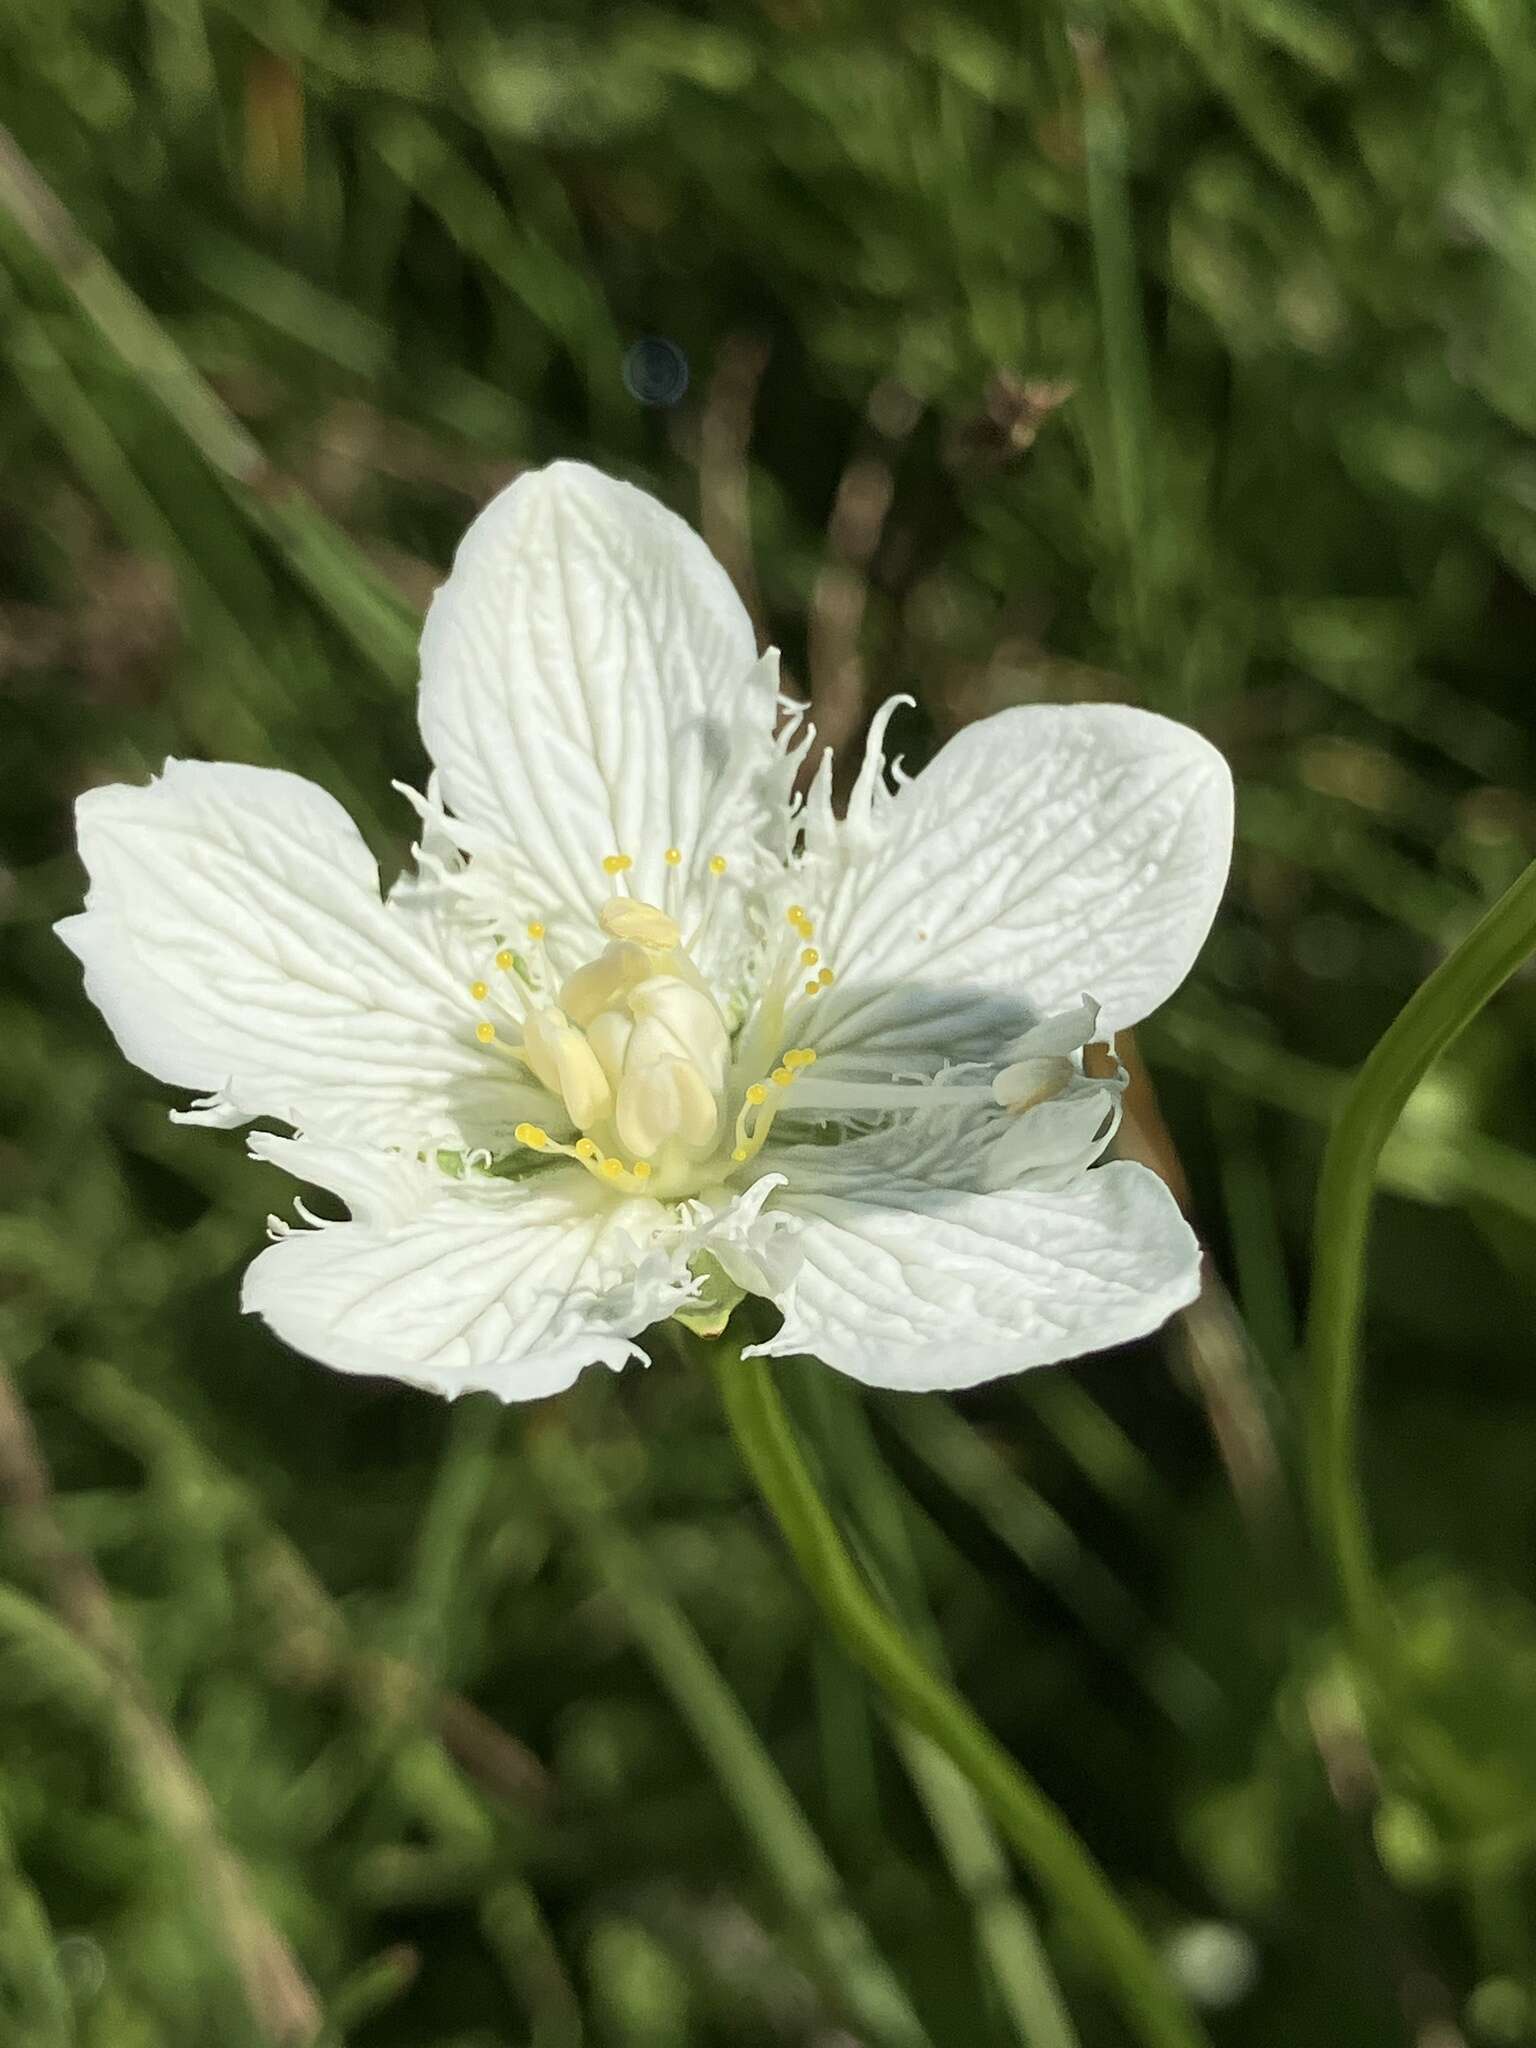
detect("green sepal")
[670,1253,745,1339]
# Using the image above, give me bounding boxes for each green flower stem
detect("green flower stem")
[524,1420,936,2048]
[797,1370,1081,2048]
[708,1346,1212,2048]
[1307,857,1536,1653]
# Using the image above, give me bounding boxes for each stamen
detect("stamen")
[728,1048,817,1170]
[470,958,530,1048]
[517,1121,656,1195]
[685,854,733,954]
[583,1145,653,1190]
[732,1083,768,1156]
[512,1120,659,1196]
[519,921,554,997]
[489,967,532,1026]
[731,906,832,1094]
[784,900,816,943]
[478,922,553,1023]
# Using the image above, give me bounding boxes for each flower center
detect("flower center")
[534,896,729,1160]
[465,861,828,1201]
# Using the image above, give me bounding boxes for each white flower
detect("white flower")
[57,462,1232,1401]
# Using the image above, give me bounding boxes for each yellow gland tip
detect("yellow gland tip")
[574,1138,599,1161]
[632,1160,653,1181]
[786,904,805,924]
[602,853,632,876]
[731,1146,749,1162]
[526,920,545,941]
[803,980,820,996]
[785,1047,817,1068]
[495,949,514,971]
[746,1083,768,1106]
[475,1021,496,1043]
[771,1066,794,1087]
[818,967,835,986]
[514,1123,549,1149]
[600,1157,624,1179]
[708,853,728,876]
[470,979,489,1001]
[800,947,819,966]
[664,846,683,866]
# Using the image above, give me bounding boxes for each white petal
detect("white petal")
[242,1164,691,1401]
[169,1092,249,1130]
[56,760,550,1149]
[787,1075,991,1116]
[1003,996,1104,1061]
[794,703,1232,1076]
[418,461,788,973]
[978,1087,1122,1191]
[750,1156,1200,1390]
[686,1174,805,1297]
[247,1133,443,1229]
[763,1111,993,1192]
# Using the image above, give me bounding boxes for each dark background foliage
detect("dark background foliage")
[3,3,1536,2043]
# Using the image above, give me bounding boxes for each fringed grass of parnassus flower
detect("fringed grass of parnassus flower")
[58,462,1232,1399]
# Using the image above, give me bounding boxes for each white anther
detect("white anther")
[558,941,652,1028]
[521,1005,614,1130]
[598,895,680,949]
[993,1054,1076,1116]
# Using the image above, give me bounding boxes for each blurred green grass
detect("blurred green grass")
[3,2,1536,2043]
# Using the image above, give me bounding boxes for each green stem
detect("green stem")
[1306,858,1536,1652]
[709,1347,1211,2048]
[797,1371,1081,2048]
[525,1420,935,2048]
